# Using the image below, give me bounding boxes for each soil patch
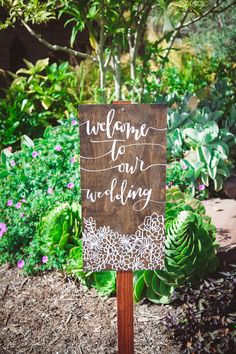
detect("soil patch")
[0,265,179,354]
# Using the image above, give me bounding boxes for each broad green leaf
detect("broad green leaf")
[143,270,153,287]
[134,273,145,302]
[146,287,161,303]
[213,175,224,191]
[35,58,49,72]
[201,171,209,186]
[21,135,34,149]
[198,146,212,166]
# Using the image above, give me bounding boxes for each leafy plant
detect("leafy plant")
[38,202,82,254]
[24,202,82,274]
[0,120,80,267]
[182,121,235,191]
[134,188,218,304]
[0,58,79,149]
[167,105,236,192]
[166,266,236,353]
[65,244,116,296]
[166,161,208,199]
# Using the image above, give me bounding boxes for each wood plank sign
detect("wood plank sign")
[79,104,167,272]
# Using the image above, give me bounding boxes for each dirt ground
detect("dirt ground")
[0,265,179,354]
[203,198,236,264]
[202,198,236,249]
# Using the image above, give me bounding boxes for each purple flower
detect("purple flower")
[17,260,24,269]
[21,198,27,203]
[15,202,22,209]
[70,157,76,164]
[67,182,74,189]
[198,184,205,191]
[47,187,53,195]
[55,145,62,151]
[32,151,38,158]
[10,160,16,167]
[181,163,188,170]
[7,200,13,207]
[71,119,77,125]
[42,256,48,264]
[0,222,7,237]
[169,181,173,186]
[20,213,25,218]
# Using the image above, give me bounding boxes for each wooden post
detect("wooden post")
[113,100,134,354]
[117,271,134,354]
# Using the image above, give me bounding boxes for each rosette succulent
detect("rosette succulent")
[134,188,219,304]
[38,202,82,254]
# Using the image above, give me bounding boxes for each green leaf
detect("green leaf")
[42,97,52,110]
[146,287,161,303]
[201,171,209,186]
[1,149,11,165]
[159,280,172,297]
[21,99,28,111]
[59,233,69,249]
[154,270,177,286]
[198,146,212,166]
[183,127,200,147]
[93,271,116,296]
[35,58,49,72]
[43,126,52,139]
[21,135,34,149]
[213,175,224,191]
[0,168,9,179]
[134,273,145,302]
[144,270,153,287]
[87,5,97,19]
[193,161,205,178]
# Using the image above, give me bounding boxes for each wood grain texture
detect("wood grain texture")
[117,271,134,354]
[79,104,167,271]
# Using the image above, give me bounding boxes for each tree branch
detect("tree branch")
[174,0,236,31]
[162,11,189,62]
[156,0,236,46]
[21,20,94,61]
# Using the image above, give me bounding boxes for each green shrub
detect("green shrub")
[166,161,208,200]
[0,119,116,295]
[0,120,80,267]
[167,105,236,193]
[0,58,79,149]
[134,187,219,304]
[24,202,82,274]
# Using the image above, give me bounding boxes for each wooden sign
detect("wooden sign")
[79,104,166,272]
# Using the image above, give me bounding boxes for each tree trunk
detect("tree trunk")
[97,47,107,104]
[113,45,122,100]
[130,54,136,83]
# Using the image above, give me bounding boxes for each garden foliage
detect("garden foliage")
[167,103,236,193]
[0,16,235,302]
[134,188,218,304]
[0,120,80,267]
[0,58,79,149]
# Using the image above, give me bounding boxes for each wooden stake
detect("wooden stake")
[117,271,134,354]
[113,100,134,354]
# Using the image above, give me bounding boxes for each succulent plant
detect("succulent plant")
[38,202,82,254]
[134,188,219,304]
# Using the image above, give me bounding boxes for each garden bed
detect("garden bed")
[0,265,179,354]
[1,263,235,354]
